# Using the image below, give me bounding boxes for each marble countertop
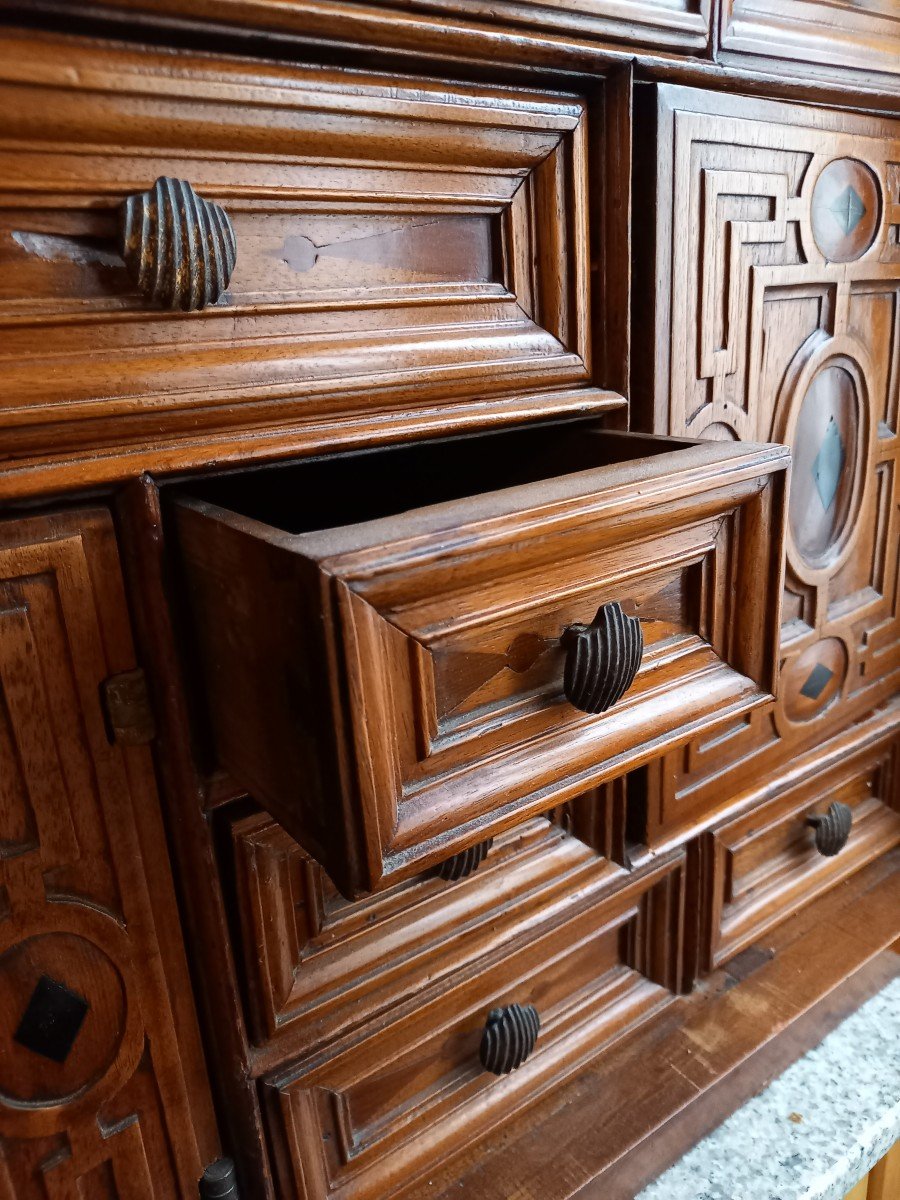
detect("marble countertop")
[636,976,900,1200]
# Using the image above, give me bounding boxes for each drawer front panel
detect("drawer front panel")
[635,86,900,841]
[262,856,686,1200]
[705,701,900,969]
[175,428,789,895]
[233,802,625,1056]
[0,32,617,497]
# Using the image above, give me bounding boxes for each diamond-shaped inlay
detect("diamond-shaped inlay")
[800,662,834,701]
[812,416,845,511]
[828,185,866,236]
[14,974,89,1064]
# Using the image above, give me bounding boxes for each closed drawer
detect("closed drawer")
[0,31,622,496]
[64,0,712,55]
[705,700,900,969]
[175,421,789,895]
[232,795,624,1057]
[719,0,900,92]
[261,853,686,1200]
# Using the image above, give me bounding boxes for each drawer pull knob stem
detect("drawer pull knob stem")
[199,1158,240,1199]
[806,801,853,856]
[121,177,236,310]
[479,1003,540,1075]
[436,838,493,882]
[562,601,643,714]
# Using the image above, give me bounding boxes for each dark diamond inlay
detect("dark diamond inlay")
[812,416,845,511]
[828,185,866,236]
[800,662,834,701]
[14,974,89,1064]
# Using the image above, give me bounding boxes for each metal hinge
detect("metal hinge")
[101,668,157,746]
[199,1159,240,1198]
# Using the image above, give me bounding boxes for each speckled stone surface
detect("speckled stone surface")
[637,975,900,1200]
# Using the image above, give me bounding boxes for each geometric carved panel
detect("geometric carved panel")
[634,86,900,838]
[0,510,216,1196]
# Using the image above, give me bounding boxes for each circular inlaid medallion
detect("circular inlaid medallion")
[811,158,881,263]
[788,364,860,569]
[782,638,847,723]
[0,933,126,1108]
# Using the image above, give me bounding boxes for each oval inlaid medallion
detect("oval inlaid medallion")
[0,933,126,1107]
[783,638,847,723]
[788,365,860,568]
[811,159,881,263]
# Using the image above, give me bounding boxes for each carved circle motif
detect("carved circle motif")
[0,933,125,1108]
[782,637,848,724]
[0,905,143,1137]
[810,159,881,263]
[788,363,863,571]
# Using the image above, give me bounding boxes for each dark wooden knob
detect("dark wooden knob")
[436,838,493,882]
[479,1003,540,1075]
[561,601,643,714]
[805,801,852,857]
[199,1159,240,1199]
[121,177,236,310]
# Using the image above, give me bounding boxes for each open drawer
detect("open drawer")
[173,421,789,895]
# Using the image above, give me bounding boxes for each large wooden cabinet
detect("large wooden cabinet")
[0,4,897,1199]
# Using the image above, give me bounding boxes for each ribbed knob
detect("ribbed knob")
[121,177,236,310]
[806,801,853,857]
[561,601,643,714]
[479,1003,540,1075]
[436,838,493,882]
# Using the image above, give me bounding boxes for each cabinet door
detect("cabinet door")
[0,510,217,1197]
[634,85,900,841]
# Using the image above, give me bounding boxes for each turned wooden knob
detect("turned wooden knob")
[120,177,236,310]
[436,838,493,882]
[199,1159,240,1199]
[479,1003,540,1075]
[561,601,643,714]
[805,801,853,857]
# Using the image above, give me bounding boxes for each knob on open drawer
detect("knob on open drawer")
[562,601,643,714]
[120,176,236,310]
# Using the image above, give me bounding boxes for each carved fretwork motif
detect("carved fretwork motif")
[638,89,900,834]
